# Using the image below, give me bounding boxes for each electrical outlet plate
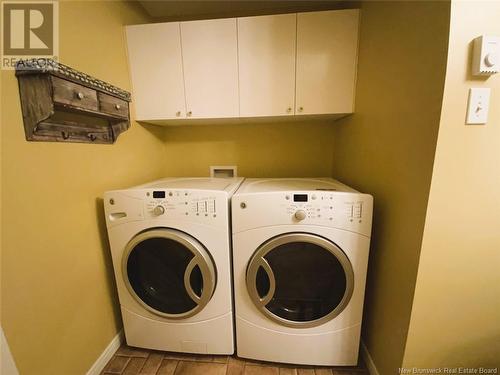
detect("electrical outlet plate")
[466,88,490,125]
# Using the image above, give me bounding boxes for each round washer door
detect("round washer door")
[246,233,354,328]
[123,228,216,319]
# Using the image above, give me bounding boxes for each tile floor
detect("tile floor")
[101,344,369,375]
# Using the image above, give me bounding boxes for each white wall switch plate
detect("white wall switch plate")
[466,88,490,124]
[472,35,500,76]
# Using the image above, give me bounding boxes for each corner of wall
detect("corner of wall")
[332,1,450,373]
[1,327,19,375]
[402,0,500,367]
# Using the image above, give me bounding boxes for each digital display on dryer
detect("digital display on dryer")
[153,191,165,199]
[293,194,308,202]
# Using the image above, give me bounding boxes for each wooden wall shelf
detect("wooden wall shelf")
[15,59,131,144]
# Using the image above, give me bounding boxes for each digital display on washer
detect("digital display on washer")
[153,191,165,199]
[293,194,308,202]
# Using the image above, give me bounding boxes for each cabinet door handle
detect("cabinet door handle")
[298,106,304,112]
[286,107,292,113]
[176,111,181,117]
[115,104,121,110]
[76,92,85,100]
[187,111,192,117]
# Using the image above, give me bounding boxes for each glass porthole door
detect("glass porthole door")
[123,228,216,319]
[246,233,354,328]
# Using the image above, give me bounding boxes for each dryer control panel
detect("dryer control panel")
[232,191,373,237]
[284,193,366,223]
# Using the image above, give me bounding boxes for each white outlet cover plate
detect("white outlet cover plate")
[466,88,491,124]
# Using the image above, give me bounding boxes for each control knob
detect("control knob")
[153,205,165,216]
[485,52,498,67]
[294,210,307,221]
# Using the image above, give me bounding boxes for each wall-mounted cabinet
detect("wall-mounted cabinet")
[181,18,239,119]
[127,19,239,121]
[125,9,359,125]
[126,23,185,120]
[296,10,359,115]
[238,14,297,117]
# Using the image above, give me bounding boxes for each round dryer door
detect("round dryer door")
[123,228,216,319]
[246,233,354,328]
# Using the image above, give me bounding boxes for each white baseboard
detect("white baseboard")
[1,326,19,375]
[86,330,124,375]
[360,340,380,375]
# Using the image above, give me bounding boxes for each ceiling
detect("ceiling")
[137,1,359,21]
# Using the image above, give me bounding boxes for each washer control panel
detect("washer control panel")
[104,188,228,228]
[144,190,220,220]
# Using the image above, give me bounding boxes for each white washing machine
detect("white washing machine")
[231,178,373,366]
[104,177,243,354]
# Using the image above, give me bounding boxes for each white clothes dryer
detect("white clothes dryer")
[104,177,243,354]
[231,178,373,365]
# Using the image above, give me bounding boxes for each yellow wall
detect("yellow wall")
[162,121,336,177]
[0,2,165,374]
[403,1,500,367]
[332,2,450,374]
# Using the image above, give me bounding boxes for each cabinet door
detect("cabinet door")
[126,23,186,121]
[238,14,296,117]
[181,18,239,119]
[296,10,359,115]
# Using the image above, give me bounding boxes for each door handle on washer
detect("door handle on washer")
[184,257,201,303]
